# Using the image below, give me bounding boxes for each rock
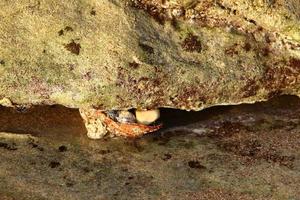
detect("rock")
[79,108,108,139]
[135,109,160,125]
[0,0,299,111]
[1,96,300,199]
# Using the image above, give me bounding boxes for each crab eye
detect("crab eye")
[135,109,160,125]
[106,110,118,121]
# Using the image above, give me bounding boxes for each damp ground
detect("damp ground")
[0,96,299,200]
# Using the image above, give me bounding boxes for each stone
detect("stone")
[79,108,108,139]
[0,0,299,137]
[1,96,300,199]
[0,0,299,111]
[135,109,160,125]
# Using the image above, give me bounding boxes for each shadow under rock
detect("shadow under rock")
[0,95,299,139]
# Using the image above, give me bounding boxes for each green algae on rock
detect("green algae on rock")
[0,0,299,111]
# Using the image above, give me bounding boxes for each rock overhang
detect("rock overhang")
[0,0,299,111]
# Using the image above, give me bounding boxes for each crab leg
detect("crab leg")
[95,110,162,138]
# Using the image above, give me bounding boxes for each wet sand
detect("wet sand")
[0,95,299,199]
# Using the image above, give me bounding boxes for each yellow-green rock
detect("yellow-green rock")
[0,0,299,111]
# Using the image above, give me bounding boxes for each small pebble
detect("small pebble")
[135,109,160,125]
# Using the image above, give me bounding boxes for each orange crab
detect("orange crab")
[79,108,162,139]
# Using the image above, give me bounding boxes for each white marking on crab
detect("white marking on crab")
[116,110,136,123]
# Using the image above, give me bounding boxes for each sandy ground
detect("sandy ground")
[0,96,299,200]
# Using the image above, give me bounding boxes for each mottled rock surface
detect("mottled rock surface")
[0,0,299,110]
[0,95,299,199]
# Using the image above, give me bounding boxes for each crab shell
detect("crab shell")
[95,110,162,138]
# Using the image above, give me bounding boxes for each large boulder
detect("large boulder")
[0,0,299,111]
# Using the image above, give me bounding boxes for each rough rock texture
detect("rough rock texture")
[0,95,300,199]
[0,0,299,111]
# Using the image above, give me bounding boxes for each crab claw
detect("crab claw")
[96,111,162,138]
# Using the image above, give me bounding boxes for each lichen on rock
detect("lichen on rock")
[0,0,299,111]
